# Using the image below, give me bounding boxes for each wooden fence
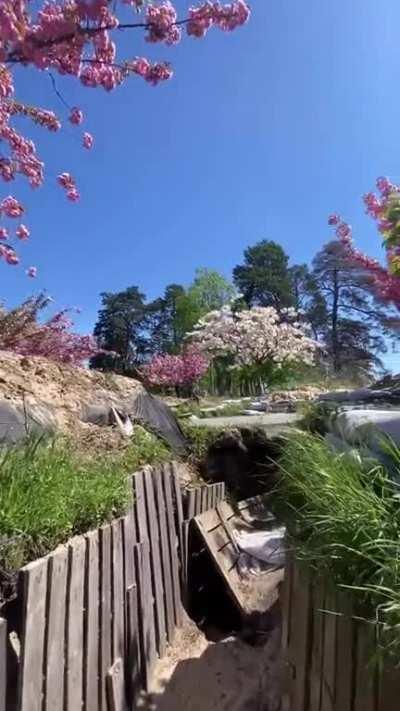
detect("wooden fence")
[0,462,225,711]
[281,557,400,711]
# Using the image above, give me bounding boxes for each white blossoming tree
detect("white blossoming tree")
[188,305,317,394]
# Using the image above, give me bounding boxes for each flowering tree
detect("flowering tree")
[329,177,400,309]
[0,293,99,364]
[0,0,250,274]
[187,305,317,394]
[141,348,208,391]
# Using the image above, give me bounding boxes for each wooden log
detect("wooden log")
[18,556,48,711]
[134,541,156,691]
[143,468,166,657]
[84,531,100,711]
[44,546,68,711]
[99,525,112,711]
[126,584,141,703]
[111,520,125,662]
[0,619,6,711]
[106,658,127,711]
[154,470,176,644]
[66,536,86,711]
[162,466,183,627]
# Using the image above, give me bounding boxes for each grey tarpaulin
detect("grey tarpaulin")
[0,400,57,444]
[82,391,187,452]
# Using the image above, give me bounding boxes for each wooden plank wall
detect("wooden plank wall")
[281,557,400,711]
[4,462,226,710]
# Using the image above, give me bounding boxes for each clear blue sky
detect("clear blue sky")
[3,0,400,335]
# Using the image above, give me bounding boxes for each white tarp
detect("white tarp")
[234,527,286,576]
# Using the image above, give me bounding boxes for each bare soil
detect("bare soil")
[139,615,282,711]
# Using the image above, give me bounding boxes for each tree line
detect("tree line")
[91,238,395,379]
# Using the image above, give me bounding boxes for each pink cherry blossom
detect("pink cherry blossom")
[26,266,37,278]
[69,107,84,125]
[0,0,250,275]
[142,348,209,387]
[16,224,30,240]
[83,132,94,149]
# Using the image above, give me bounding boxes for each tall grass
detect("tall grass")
[276,432,400,658]
[0,427,171,574]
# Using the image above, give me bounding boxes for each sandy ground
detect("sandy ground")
[138,616,282,711]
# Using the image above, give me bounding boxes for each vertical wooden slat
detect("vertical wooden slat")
[289,562,312,711]
[281,558,293,711]
[134,471,149,543]
[201,486,208,514]
[171,463,185,558]
[106,658,127,711]
[122,511,136,592]
[44,546,68,711]
[0,619,6,711]
[353,622,377,711]
[334,594,354,711]
[143,468,167,657]
[186,490,196,520]
[321,590,337,711]
[309,577,326,711]
[18,556,48,711]
[181,520,190,600]
[126,584,141,703]
[99,525,112,711]
[134,541,156,690]
[111,520,125,662]
[162,466,182,627]
[195,488,202,516]
[66,536,85,711]
[154,470,175,644]
[378,666,400,711]
[84,531,100,711]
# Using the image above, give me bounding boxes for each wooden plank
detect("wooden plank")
[134,471,149,543]
[289,563,312,711]
[134,541,156,690]
[66,536,86,711]
[378,665,400,711]
[84,531,100,711]
[186,489,196,520]
[201,486,208,513]
[281,559,293,711]
[195,488,202,516]
[308,576,325,711]
[210,486,217,510]
[181,520,190,600]
[106,658,127,711]
[126,584,141,703]
[18,556,48,711]
[162,466,183,627]
[321,590,337,711]
[0,619,6,711]
[112,520,125,662]
[353,621,377,711]
[44,546,68,711]
[99,525,112,711]
[154,470,176,644]
[171,462,185,559]
[122,511,136,591]
[334,593,354,711]
[142,469,166,657]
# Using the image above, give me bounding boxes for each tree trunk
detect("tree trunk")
[331,269,340,372]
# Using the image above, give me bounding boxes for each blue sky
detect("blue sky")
[3,0,400,338]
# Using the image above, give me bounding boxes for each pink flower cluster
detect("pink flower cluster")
[142,349,209,387]
[329,176,400,308]
[0,0,250,273]
[187,0,250,37]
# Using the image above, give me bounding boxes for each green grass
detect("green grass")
[0,426,171,573]
[275,431,400,659]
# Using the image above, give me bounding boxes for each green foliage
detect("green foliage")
[233,240,294,309]
[174,268,236,340]
[0,427,170,572]
[275,432,400,659]
[180,421,224,465]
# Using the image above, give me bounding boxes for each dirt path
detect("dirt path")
[138,616,282,711]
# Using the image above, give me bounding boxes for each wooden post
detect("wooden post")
[0,619,6,711]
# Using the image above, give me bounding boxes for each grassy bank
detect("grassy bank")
[275,432,400,658]
[0,427,171,576]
